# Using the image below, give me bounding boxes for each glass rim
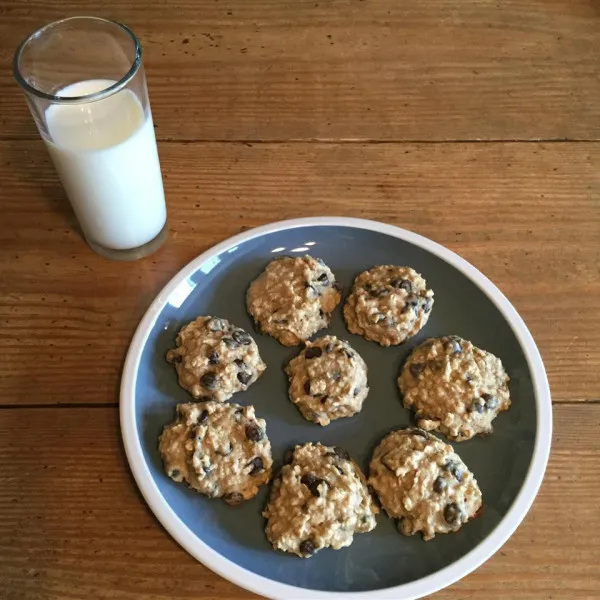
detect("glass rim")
[13,16,142,105]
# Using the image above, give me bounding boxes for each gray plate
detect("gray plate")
[121,218,551,600]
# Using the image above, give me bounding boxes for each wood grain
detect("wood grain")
[1,140,599,405]
[2,0,600,142]
[0,403,597,600]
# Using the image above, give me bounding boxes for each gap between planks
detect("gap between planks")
[2,137,600,144]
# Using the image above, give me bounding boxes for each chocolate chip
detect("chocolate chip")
[207,351,219,364]
[170,353,183,363]
[443,460,463,482]
[445,338,462,354]
[299,539,317,556]
[197,395,213,402]
[444,502,462,524]
[325,342,335,353]
[409,363,425,378]
[331,371,341,381]
[247,457,264,475]
[223,492,244,506]
[222,337,239,349]
[373,312,387,323]
[353,387,360,396]
[207,318,226,331]
[301,474,325,497]
[320,395,329,404]
[433,476,447,493]
[399,279,413,292]
[363,282,372,291]
[305,346,322,359]
[170,469,181,479]
[245,424,264,442]
[344,349,355,359]
[332,446,350,460]
[234,358,245,367]
[304,380,311,394]
[370,288,389,298]
[200,372,218,390]
[232,330,252,345]
[482,393,498,410]
[423,297,433,313]
[202,464,213,475]
[403,294,419,310]
[237,371,252,385]
[317,272,329,285]
[283,448,295,465]
[199,410,209,424]
[318,308,325,318]
[470,398,486,413]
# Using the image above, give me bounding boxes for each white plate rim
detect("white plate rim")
[120,216,552,600]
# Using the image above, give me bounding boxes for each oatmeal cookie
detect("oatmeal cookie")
[285,335,369,426]
[159,401,272,505]
[246,256,342,346]
[263,443,378,557]
[166,316,266,402]
[343,265,434,346]
[399,336,510,441]
[368,428,482,540]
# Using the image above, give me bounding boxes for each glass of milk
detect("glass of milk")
[13,17,167,260]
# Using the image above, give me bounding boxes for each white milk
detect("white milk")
[44,79,166,250]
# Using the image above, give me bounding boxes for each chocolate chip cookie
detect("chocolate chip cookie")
[166,316,266,402]
[263,443,378,557]
[399,336,511,441]
[368,428,482,540]
[343,265,434,346]
[246,256,342,346]
[285,335,369,426]
[159,401,273,505]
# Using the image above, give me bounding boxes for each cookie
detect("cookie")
[166,316,266,402]
[263,443,378,557]
[343,265,434,346]
[159,401,273,505]
[368,428,482,540]
[285,335,369,426]
[398,336,510,441]
[246,256,342,346]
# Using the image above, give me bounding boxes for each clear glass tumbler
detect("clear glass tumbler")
[14,16,167,260]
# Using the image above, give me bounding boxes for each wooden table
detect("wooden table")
[1,1,599,598]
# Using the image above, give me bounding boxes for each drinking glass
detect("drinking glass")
[14,16,168,260]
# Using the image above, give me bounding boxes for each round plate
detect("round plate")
[120,217,551,600]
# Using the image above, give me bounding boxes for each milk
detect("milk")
[44,79,166,251]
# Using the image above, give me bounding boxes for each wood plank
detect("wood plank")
[0,403,598,599]
[2,0,600,141]
[1,140,599,405]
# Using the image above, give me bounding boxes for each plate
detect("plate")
[120,217,551,600]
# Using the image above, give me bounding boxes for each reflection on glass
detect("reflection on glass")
[304,241,316,246]
[227,245,239,254]
[291,246,310,252]
[271,246,286,253]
